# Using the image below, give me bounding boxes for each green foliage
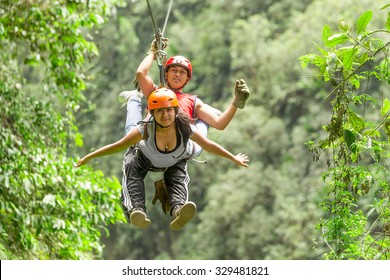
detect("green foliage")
[175,161,322,260]
[0,0,126,259]
[74,4,143,177]
[23,0,386,261]
[91,0,331,260]
[301,5,390,259]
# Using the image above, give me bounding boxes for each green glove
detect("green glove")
[152,179,170,215]
[232,79,250,109]
[147,39,158,55]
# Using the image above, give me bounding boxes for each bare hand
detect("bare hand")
[234,153,249,167]
[75,157,89,168]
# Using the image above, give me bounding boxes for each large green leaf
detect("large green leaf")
[344,129,357,153]
[326,33,349,48]
[342,47,358,73]
[322,25,333,44]
[348,111,365,132]
[381,98,390,118]
[356,10,372,35]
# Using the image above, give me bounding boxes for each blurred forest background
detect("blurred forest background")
[1,0,390,260]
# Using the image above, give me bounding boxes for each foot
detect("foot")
[118,90,143,104]
[130,209,151,229]
[170,202,196,230]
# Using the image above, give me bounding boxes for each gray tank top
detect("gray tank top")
[137,120,195,168]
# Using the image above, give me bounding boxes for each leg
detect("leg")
[191,119,208,159]
[121,148,151,228]
[123,90,143,135]
[164,159,196,230]
[164,159,190,209]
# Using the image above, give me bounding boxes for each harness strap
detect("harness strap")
[141,114,153,141]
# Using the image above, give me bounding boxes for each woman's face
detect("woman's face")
[165,66,189,90]
[153,107,176,127]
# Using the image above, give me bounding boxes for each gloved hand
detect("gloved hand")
[147,37,168,55]
[232,79,250,109]
[152,179,170,215]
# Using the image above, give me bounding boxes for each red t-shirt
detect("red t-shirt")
[175,92,197,121]
[151,86,197,122]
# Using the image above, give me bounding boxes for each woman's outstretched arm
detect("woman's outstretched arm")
[75,128,142,167]
[190,130,249,167]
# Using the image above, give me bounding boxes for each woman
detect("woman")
[76,88,249,230]
[131,38,250,159]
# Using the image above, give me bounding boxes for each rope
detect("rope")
[146,0,174,87]
[162,0,174,35]
[146,0,158,32]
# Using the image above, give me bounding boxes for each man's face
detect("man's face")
[166,65,189,90]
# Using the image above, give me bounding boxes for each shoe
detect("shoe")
[170,201,196,230]
[130,209,151,229]
[118,90,143,105]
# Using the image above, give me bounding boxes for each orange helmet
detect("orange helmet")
[148,88,179,111]
[165,55,192,79]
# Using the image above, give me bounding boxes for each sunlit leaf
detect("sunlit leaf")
[381,98,390,118]
[53,219,66,230]
[348,111,365,132]
[342,48,358,73]
[326,33,349,48]
[43,194,56,207]
[322,25,332,44]
[356,10,372,35]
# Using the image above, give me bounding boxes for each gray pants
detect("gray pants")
[121,147,190,220]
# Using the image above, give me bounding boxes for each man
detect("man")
[116,38,251,226]
[125,38,250,158]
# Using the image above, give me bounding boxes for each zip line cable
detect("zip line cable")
[146,0,158,34]
[162,0,174,35]
[145,1,207,166]
[146,0,174,87]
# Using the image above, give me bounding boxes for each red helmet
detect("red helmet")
[165,55,192,79]
[148,88,179,111]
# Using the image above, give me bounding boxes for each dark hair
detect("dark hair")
[174,107,192,145]
[147,107,192,145]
